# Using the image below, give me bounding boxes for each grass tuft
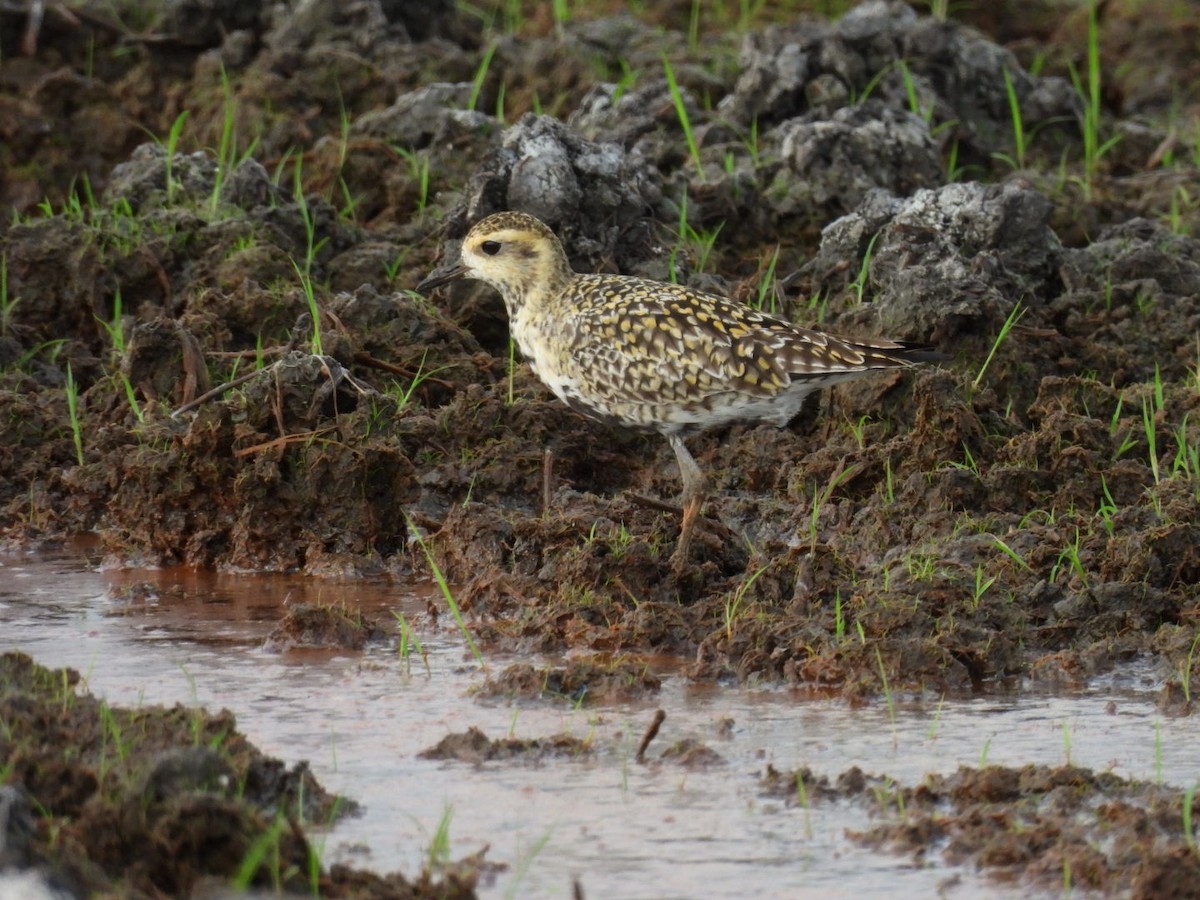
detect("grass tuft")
[662,54,704,182]
[973,301,1025,390]
[406,516,484,667]
[65,364,85,466]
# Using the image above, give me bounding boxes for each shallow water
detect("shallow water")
[3,548,1196,899]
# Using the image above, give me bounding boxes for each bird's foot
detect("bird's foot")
[669,494,704,575]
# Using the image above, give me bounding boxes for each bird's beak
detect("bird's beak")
[416,263,467,294]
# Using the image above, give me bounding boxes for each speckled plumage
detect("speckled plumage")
[418,211,939,571]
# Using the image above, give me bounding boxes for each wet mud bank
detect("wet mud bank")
[764,761,1200,898]
[0,651,481,898]
[3,0,1200,894]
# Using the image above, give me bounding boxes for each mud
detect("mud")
[478,658,662,704]
[0,651,478,898]
[12,551,1200,897]
[418,726,591,764]
[762,761,1200,898]
[263,601,384,652]
[3,0,1200,894]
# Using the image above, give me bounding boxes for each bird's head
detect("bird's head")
[417,211,574,313]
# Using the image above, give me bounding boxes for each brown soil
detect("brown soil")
[418,726,591,764]
[0,651,481,898]
[263,601,384,652]
[3,0,1200,893]
[478,658,662,704]
[761,760,1200,898]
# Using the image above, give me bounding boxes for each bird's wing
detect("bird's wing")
[566,279,793,404]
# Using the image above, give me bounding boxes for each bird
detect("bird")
[417,211,942,573]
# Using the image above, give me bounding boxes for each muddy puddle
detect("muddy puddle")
[5,547,1198,898]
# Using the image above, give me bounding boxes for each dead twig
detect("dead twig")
[625,492,681,515]
[352,351,457,390]
[233,428,338,458]
[170,368,259,418]
[635,709,666,763]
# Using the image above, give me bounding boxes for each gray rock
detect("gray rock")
[441,114,665,276]
[1059,218,1200,299]
[810,180,1060,340]
[717,0,1079,160]
[767,100,943,218]
[104,144,218,212]
[218,157,280,211]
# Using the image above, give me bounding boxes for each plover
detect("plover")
[418,211,941,572]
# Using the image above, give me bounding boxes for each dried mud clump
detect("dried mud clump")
[655,738,726,769]
[808,180,1060,346]
[477,658,663,704]
[418,726,591,764]
[263,601,385,652]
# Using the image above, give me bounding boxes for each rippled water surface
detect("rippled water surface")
[3,548,1195,899]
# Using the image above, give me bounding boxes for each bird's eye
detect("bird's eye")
[481,240,501,256]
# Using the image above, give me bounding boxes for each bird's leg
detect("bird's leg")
[667,433,707,573]
[542,447,555,516]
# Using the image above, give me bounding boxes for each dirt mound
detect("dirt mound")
[762,760,1200,897]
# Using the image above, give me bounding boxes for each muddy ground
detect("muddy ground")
[0,651,486,898]
[2,0,1200,895]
